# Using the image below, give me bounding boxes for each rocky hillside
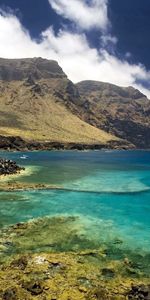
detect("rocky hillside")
[0,57,149,149]
[0,58,126,148]
[76,81,150,148]
[0,57,67,81]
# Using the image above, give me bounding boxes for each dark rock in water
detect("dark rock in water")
[113,238,123,245]
[0,158,25,176]
[125,266,139,276]
[3,241,13,247]
[128,285,150,299]
[23,281,43,295]
[2,288,17,300]
[101,268,115,278]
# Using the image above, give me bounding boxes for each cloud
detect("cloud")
[48,0,109,31]
[0,11,150,98]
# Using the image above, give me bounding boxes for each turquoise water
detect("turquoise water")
[0,150,150,253]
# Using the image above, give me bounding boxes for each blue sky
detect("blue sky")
[0,0,150,97]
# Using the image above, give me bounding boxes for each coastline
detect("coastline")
[0,135,134,151]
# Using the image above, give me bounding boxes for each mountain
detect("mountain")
[0,58,127,149]
[1,57,149,150]
[76,80,150,148]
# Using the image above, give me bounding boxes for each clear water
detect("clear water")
[0,150,150,254]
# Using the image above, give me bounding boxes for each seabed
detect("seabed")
[0,215,150,300]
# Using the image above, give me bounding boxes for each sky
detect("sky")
[0,0,150,97]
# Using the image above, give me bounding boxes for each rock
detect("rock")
[77,277,91,287]
[24,74,35,86]
[113,238,123,245]
[125,266,139,276]
[101,268,115,278]
[0,158,25,176]
[11,256,28,270]
[2,288,17,300]
[128,284,150,299]
[13,223,28,230]
[79,250,98,257]
[87,288,109,300]
[78,286,88,293]
[23,280,43,295]
[124,257,131,265]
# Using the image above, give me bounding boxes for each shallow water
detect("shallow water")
[0,150,150,255]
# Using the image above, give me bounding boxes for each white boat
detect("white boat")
[20,155,28,159]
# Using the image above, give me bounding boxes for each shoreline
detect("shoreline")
[0,135,135,151]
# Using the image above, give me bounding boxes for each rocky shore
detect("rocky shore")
[0,158,25,176]
[0,135,133,151]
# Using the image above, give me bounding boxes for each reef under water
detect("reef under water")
[0,150,150,299]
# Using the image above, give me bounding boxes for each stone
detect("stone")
[0,158,25,176]
[101,268,115,278]
[87,288,109,300]
[128,285,150,299]
[11,256,28,270]
[2,288,17,300]
[23,281,43,295]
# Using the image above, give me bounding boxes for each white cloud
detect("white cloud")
[101,34,118,48]
[48,0,109,31]
[0,11,40,57]
[0,11,150,98]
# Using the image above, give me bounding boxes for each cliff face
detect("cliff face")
[76,81,150,148]
[0,58,126,148]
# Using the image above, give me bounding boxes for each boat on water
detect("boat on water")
[20,155,28,159]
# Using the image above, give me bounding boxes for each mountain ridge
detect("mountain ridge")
[0,57,67,81]
[0,57,149,149]
[75,80,150,148]
[0,57,130,149]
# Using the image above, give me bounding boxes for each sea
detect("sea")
[0,150,150,257]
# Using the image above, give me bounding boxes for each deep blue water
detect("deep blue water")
[0,150,150,253]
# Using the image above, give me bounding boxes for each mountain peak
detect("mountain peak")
[0,57,67,81]
[76,80,147,100]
